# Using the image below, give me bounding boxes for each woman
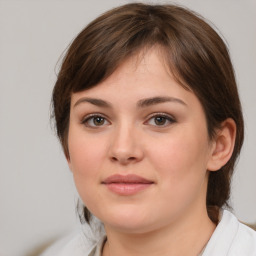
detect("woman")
[46,3,256,256]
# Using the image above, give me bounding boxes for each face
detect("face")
[68,48,215,234]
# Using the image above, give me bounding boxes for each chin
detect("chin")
[98,207,159,234]
[105,220,156,234]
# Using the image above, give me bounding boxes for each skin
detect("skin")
[67,48,236,256]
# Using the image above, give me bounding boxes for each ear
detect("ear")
[207,118,236,171]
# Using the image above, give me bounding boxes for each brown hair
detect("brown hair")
[52,3,244,224]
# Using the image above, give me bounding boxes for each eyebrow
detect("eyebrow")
[73,97,112,108]
[137,96,187,108]
[73,96,187,108]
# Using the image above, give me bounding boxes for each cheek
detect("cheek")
[68,131,107,197]
[152,130,208,170]
[147,138,208,218]
[149,129,210,193]
[68,123,109,167]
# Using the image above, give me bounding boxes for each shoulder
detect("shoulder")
[40,230,96,256]
[229,213,256,255]
[203,210,256,256]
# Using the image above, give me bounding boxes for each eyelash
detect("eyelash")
[81,113,176,128]
[81,113,110,128]
[145,113,176,127]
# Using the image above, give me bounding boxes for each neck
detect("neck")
[103,207,216,256]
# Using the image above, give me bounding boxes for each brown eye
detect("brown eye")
[154,116,167,126]
[82,115,110,127]
[146,114,176,127]
[93,116,105,126]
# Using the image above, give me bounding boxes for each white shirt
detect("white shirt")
[41,210,256,256]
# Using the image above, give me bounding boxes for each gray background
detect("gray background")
[0,0,255,255]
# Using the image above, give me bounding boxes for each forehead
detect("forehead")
[70,48,201,112]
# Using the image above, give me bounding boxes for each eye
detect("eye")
[82,114,110,127]
[146,113,175,127]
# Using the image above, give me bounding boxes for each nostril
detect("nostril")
[128,157,136,161]
[110,156,137,163]
[111,156,118,162]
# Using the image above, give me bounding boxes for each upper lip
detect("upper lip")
[102,174,154,184]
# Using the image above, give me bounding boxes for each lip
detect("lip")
[102,174,154,196]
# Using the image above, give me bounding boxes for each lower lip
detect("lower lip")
[104,183,153,195]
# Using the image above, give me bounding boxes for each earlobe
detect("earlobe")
[207,118,236,171]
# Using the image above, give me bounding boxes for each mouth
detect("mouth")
[102,174,154,196]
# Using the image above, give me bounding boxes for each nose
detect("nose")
[109,124,144,165]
